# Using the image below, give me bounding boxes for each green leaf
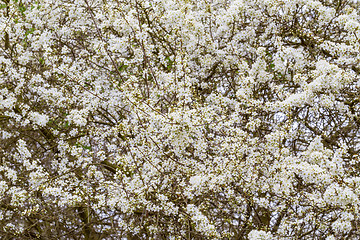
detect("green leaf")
[118,62,128,72]
[82,145,92,150]
[19,5,26,13]
[165,56,173,71]
[25,27,35,38]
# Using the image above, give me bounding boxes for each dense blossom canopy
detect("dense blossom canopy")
[1,0,360,239]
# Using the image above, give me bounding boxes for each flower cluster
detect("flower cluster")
[1,0,360,239]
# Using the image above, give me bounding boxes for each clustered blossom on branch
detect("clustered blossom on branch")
[1,0,360,239]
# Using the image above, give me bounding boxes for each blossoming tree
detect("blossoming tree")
[1,0,360,239]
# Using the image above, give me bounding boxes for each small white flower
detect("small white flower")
[29,112,49,127]
[248,230,273,240]
[67,109,88,126]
